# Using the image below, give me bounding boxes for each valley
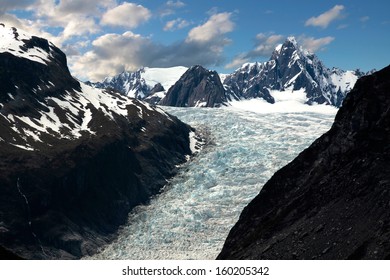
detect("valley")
[89,104,336,259]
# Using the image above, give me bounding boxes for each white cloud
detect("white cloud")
[55,0,115,14]
[252,33,285,56]
[20,0,117,46]
[71,31,150,80]
[71,12,235,82]
[166,1,185,8]
[225,54,249,69]
[225,33,284,69]
[186,12,234,43]
[101,2,151,28]
[305,5,345,29]
[299,36,335,52]
[159,0,185,17]
[163,18,189,31]
[0,13,60,45]
[31,0,114,21]
[61,17,100,40]
[360,16,370,23]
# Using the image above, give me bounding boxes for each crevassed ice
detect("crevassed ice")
[89,106,336,260]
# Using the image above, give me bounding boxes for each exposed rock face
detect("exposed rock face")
[144,83,166,105]
[0,25,194,259]
[218,65,390,260]
[223,37,369,107]
[160,65,228,107]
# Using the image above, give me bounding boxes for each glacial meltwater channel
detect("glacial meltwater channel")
[89,103,337,259]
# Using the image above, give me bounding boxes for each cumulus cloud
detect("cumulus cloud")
[20,0,118,46]
[101,2,151,28]
[71,12,235,81]
[250,33,285,56]
[163,18,189,31]
[186,12,234,43]
[299,36,335,52]
[32,0,114,21]
[305,5,345,29]
[225,33,284,69]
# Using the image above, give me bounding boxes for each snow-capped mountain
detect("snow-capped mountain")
[0,24,196,259]
[91,66,187,104]
[223,37,369,107]
[93,37,369,108]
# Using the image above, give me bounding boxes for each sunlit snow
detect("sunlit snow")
[89,101,337,260]
[142,66,187,91]
[0,24,51,65]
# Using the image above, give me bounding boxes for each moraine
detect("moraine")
[89,102,337,259]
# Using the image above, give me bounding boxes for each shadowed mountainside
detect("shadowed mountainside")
[218,65,390,260]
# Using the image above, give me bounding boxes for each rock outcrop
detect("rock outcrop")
[160,65,228,107]
[218,65,390,259]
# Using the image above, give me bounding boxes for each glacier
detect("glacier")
[88,101,337,260]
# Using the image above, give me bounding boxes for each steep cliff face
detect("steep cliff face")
[159,65,229,107]
[0,25,195,259]
[218,65,390,260]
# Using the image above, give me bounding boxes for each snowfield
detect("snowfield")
[89,99,337,260]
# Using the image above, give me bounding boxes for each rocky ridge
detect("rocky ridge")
[223,37,369,107]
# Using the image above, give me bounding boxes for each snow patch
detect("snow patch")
[228,89,337,115]
[142,66,187,91]
[0,25,50,65]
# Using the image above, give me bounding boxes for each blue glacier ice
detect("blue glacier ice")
[89,104,337,259]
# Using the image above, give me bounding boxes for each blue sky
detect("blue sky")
[1,0,389,81]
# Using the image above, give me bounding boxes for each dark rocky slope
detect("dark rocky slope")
[218,65,390,259]
[159,65,228,107]
[0,25,194,259]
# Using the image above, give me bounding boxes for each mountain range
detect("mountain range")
[1,23,388,261]
[91,37,372,108]
[0,24,198,259]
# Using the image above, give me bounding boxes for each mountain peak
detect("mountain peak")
[286,36,298,45]
[0,24,53,66]
[160,65,227,107]
[223,35,369,107]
